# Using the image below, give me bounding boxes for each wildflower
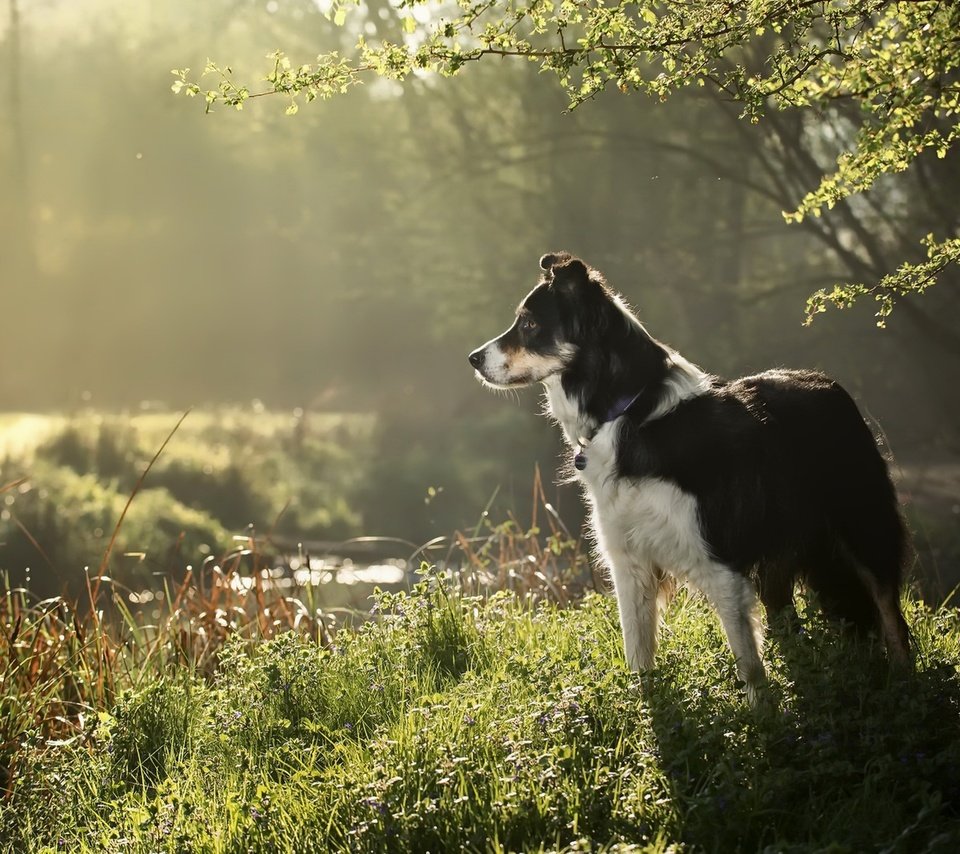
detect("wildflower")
[362,796,388,815]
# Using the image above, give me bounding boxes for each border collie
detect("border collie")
[468,253,911,702]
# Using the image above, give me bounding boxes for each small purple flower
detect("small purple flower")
[463,713,476,726]
[361,796,388,816]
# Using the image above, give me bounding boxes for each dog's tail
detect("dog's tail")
[806,384,911,661]
[803,549,882,634]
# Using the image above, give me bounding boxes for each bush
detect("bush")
[0,410,374,594]
[0,462,228,593]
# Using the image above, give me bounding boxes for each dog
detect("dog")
[468,252,911,701]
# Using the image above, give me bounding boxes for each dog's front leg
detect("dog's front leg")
[608,556,660,671]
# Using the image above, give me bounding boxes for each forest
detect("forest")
[1,1,959,850]
[2,1,958,595]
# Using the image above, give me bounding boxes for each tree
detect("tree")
[175,0,960,325]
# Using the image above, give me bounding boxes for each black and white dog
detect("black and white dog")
[468,253,911,701]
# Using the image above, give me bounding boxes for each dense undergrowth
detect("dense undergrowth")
[0,410,371,594]
[3,565,960,853]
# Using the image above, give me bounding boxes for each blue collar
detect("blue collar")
[574,389,645,471]
[603,390,645,425]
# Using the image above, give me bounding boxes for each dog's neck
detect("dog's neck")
[543,375,592,448]
[543,348,711,449]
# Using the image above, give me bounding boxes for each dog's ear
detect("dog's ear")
[551,258,589,284]
[539,251,574,273]
[550,256,609,339]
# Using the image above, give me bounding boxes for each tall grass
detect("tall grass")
[2,424,959,851]
[0,457,585,807]
[3,569,960,852]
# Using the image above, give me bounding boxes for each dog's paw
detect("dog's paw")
[743,679,779,714]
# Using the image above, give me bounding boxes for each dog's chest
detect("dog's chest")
[544,379,708,573]
[588,474,709,574]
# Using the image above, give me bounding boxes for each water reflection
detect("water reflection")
[126,557,408,602]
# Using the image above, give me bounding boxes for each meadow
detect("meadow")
[2,557,959,852]
[1,413,959,852]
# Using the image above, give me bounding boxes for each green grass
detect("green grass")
[4,570,960,853]
[0,409,373,594]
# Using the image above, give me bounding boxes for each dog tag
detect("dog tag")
[574,449,587,471]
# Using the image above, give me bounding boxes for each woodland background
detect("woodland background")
[1,0,958,597]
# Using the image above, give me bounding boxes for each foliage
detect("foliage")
[5,462,229,582]
[0,411,370,594]
[806,235,960,327]
[0,468,586,808]
[178,0,960,320]
[4,566,960,852]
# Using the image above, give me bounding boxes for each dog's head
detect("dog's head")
[468,252,611,389]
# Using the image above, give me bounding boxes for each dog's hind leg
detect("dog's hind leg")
[757,560,798,627]
[851,563,912,668]
[835,497,912,667]
[697,564,767,703]
[825,405,912,666]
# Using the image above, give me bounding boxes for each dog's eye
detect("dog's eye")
[521,317,539,334]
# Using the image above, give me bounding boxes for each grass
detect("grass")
[0,409,373,595]
[2,564,960,853]
[2,419,958,851]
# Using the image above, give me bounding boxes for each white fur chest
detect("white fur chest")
[542,376,710,581]
[542,375,627,491]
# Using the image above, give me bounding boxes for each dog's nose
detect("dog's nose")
[468,349,484,369]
